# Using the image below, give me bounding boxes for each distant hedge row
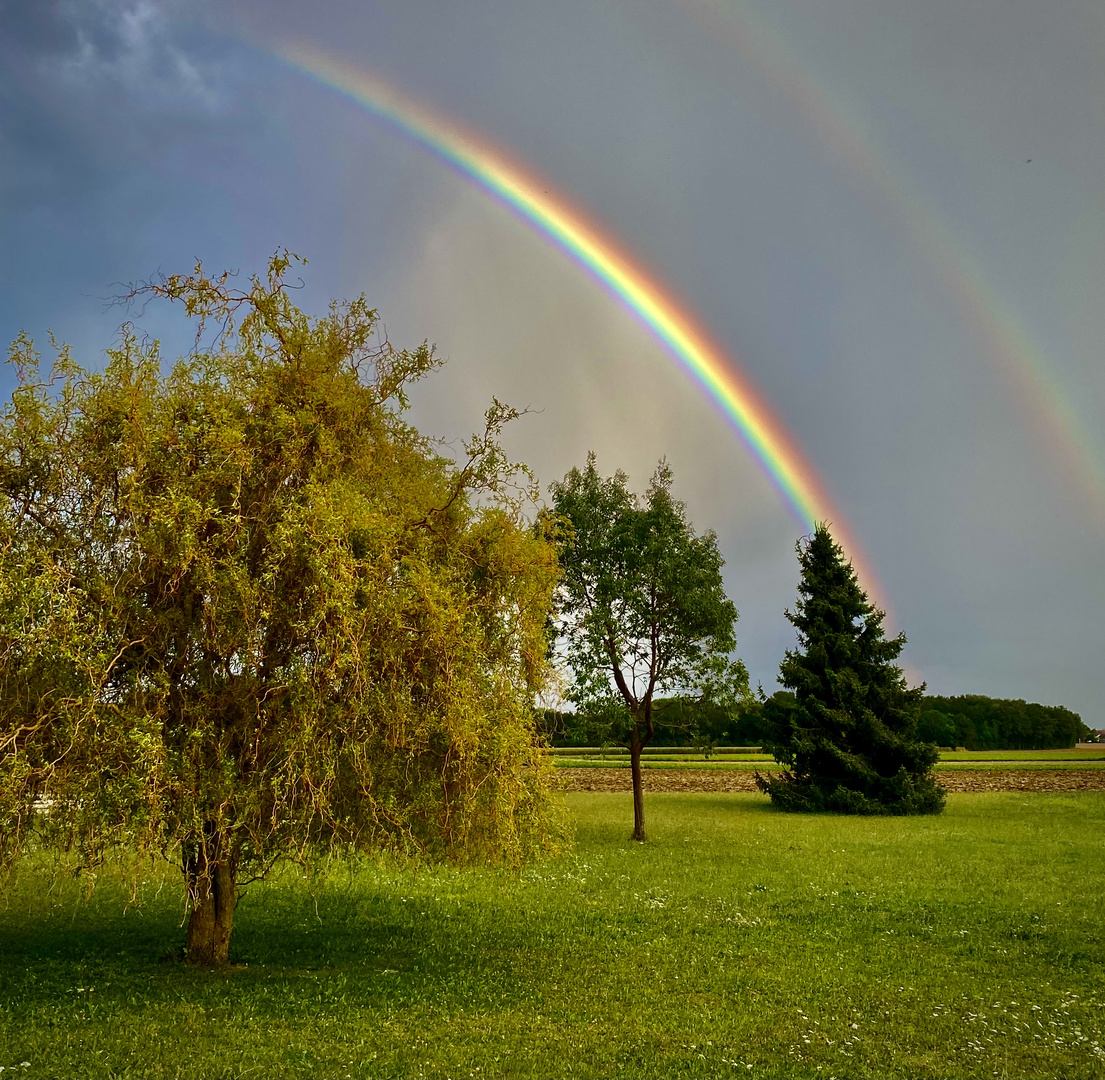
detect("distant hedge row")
[550,746,763,756]
[541,693,1090,751]
[539,700,767,749]
[919,695,1089,750]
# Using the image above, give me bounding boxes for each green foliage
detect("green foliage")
[0,255,565,956]
[922,695,1086,750]
[548,455,747,735]
[917,708,959,747]
[548,454,748,837]
[601,696,768,748]
[757,525,945,815]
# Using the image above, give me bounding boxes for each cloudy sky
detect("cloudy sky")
[2,0,1103,721]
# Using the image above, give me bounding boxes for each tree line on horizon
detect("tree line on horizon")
[541,693,1089,752]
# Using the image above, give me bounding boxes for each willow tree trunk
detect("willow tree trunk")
[184,841,237,966]
[629,731,646,842]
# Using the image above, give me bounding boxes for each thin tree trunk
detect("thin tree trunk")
[183,833,237,966]
[630,731,646,842]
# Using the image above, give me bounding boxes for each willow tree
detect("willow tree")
[0,255,563,965]
[550,455,748,841]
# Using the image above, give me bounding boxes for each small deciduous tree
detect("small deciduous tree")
[0,255,564,964]
[756,525,945,815]
[549,455,748,840]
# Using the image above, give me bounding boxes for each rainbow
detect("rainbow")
[276,42,887,604]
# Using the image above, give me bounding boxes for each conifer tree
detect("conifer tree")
[756,525,945,815]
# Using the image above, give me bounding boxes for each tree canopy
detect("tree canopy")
[0,255,564,964]
[549,454,748,839]
[757,525,944,815]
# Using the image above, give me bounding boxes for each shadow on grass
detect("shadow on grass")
[0,868,540,1020]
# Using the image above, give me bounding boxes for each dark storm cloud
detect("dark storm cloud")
[0,0,280,392]
[0,0,81,52]
[0,0,236,210]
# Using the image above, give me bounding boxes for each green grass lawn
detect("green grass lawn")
[2,793,1103,1079]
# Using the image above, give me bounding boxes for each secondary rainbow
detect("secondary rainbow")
[682,0,1105,527]
[277,42,885,600]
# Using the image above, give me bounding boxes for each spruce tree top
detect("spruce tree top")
[785,526,912,725]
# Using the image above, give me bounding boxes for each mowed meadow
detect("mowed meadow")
[2,791,1102,1079]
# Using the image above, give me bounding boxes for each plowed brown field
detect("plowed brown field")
[556,767,1105,793]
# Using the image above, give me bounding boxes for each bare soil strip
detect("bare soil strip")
[556,767,1105,794]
